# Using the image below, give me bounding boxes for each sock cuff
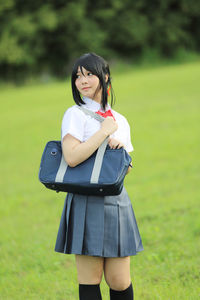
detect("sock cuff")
[79,283,100,287]
[110,282,133,295]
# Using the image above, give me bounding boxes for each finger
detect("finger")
[108,142,114,149]
[111,143,120,149]
[117,143,124,149]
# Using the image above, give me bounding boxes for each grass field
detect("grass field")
[0,61,200,299]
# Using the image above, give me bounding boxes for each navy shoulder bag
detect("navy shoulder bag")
[38,106,132,196]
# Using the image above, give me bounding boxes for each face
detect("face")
[75,66,102,102]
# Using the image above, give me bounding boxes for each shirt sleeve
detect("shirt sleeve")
[124,118,134,153]
[61,106,86,142]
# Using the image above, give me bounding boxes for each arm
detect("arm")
[62,117,118,167]
[126,159,133,175]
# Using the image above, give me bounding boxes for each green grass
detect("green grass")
[0,61,200,299]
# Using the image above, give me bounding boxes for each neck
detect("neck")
[92,93,102,104]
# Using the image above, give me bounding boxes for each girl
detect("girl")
[54,53,144,300]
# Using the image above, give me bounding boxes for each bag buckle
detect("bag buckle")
[51,148,57,156]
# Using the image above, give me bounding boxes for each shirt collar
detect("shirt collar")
[82,96,111,112]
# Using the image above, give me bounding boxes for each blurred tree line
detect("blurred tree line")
[0,0,199,83]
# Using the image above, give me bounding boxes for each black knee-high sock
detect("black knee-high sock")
[109,282,134,300]
[79,283,102,300]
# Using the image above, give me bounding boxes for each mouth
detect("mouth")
[82,87,90,90]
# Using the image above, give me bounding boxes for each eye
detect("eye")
[88,72,93,76]
[76,74,81,78]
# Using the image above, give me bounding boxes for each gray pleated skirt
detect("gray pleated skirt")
[54,186,144,257]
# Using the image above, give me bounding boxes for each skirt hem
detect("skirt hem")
[54,248,144,258]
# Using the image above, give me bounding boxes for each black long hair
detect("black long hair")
[71,52,115,111]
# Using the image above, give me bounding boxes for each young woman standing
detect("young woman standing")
[54,53,144,300]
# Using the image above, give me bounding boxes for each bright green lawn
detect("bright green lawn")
[0,61,200,299]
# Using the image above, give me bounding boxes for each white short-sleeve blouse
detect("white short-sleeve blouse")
[61,96,134,153]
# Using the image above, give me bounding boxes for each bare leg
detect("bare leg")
[75,254,104,284]
[104,256,131,290]
[75,255,104,300]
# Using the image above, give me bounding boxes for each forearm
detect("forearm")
[126,166,132,175]
[64,129,108,167]
[126,161,133,175]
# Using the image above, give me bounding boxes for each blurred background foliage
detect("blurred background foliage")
[0,0,200,84]
[1,2,200,298]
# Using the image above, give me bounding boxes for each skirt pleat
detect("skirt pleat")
[67,194,87,254]
[54,187,144,257]
[103,204,119,257]
[82,196,104,256]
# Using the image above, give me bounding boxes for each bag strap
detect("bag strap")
[77,106,105,123]
[77,106,109,183]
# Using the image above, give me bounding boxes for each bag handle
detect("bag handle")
[56,106,111,184]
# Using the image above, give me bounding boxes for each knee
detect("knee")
[78,276,102,285]
[75,255,104,285]
[77,270,103,285]
[105,273,131,291]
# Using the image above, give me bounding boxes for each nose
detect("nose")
[80,75,88,85]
